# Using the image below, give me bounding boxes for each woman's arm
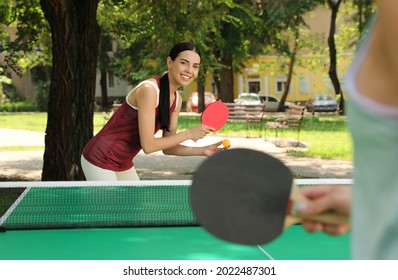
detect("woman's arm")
[132,85,213,154]
[377,0,398,78]
[359,0,398,106]
[162,93,223,156]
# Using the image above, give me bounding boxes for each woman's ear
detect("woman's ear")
[166,56,172,68]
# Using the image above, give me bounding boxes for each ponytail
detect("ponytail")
[158,73,170,131]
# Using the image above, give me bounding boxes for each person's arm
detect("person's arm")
[296,185,352,235]
[132,84,214,154]
[361,0,398,107]
[162,93,223,156]
[377,0,398,79]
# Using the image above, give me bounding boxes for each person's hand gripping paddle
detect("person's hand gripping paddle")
[201,101,229,131]
[190,148,349,245]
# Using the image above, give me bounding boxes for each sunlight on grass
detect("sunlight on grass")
[0,146,44,152]
[0,112,108,133]
[0,113,47,132]
[288,131,352,160]
[266,115,353,160]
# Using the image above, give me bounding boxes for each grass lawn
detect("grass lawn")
[0,112,353,160]
[0,112,107,133]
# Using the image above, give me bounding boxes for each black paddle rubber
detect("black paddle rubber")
[190,148,293,245]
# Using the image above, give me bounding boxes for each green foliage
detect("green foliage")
[0,66,12,103]
[1,0,51,76]
[35,79,50,112]
[0,101,37,112]
[97,0,273,89]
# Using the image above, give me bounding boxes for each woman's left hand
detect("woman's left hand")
[202,140,229,157]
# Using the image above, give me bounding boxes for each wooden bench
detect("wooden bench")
[112,103,121,111]
[103,103,122,123]
[265,105,306,144]
[226,103,265,137]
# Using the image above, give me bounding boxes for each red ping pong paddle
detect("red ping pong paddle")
[190,148,349,245]
[201,101,229,131]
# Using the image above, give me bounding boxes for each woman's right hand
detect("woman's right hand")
[189,124,215,142]
[296,185,352,236]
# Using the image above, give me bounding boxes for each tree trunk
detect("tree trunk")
[213,72,222,99]
[40,0,100,180]
[100,69,108,110]
[327,0,345,114]
[220,54,234,103]
[278,21,299,112]
[278,53,296,112]
[197,81,206,113]
[212,46,222,98]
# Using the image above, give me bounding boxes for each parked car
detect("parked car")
[306,94,338,112]
[258,94,294,112]
[235,93,262,105]
[186,91,216,112]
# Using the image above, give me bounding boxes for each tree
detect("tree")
[40,0,100,180]
[260,0,320,111]
[353,0,374,35]
[1,0,100,180]
[102,0,230,111]
[212,0,264,103]
[1,0,50,92]
[98,34,113,111]
[326,0,344,114]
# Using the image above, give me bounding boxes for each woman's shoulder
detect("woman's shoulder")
[132,78,160,94]
[126,77,160,107]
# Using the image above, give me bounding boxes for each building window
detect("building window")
[299,76,309,94]
[275,76,287,94]
[248,80,261,93]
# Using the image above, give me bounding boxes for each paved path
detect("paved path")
[0,128,353,181]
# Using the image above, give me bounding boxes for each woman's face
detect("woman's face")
[167,50,201,87]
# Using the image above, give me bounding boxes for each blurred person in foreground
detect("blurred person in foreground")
[297,0,398,259]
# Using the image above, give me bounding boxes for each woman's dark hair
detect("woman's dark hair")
[159,42,201,131]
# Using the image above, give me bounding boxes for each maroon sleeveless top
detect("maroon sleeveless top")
[82,77,177,171]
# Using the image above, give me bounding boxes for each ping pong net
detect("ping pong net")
[0,179,352,230]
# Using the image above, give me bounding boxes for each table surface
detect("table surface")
[0,225,350,260]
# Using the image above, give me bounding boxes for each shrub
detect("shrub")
[35,80,50,112]
[0,101,38,112]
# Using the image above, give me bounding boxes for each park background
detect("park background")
[0,1,374,181]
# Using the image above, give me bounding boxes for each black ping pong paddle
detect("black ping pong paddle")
[190,148,349,245]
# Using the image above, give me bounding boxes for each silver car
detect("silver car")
[258,94,294,112]
[306,94,338,112]
[235,93,262,105]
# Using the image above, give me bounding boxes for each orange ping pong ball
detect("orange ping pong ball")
[222,139,230,147]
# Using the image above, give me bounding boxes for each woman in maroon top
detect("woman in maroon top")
[81,42,223,180]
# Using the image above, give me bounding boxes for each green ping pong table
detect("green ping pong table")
[0,179,352,260]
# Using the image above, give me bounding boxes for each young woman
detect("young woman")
[81,41,223,180]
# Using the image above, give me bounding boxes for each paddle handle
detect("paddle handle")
[293,211,350,225]
[287,183,350,226]
[285,204,349,229]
